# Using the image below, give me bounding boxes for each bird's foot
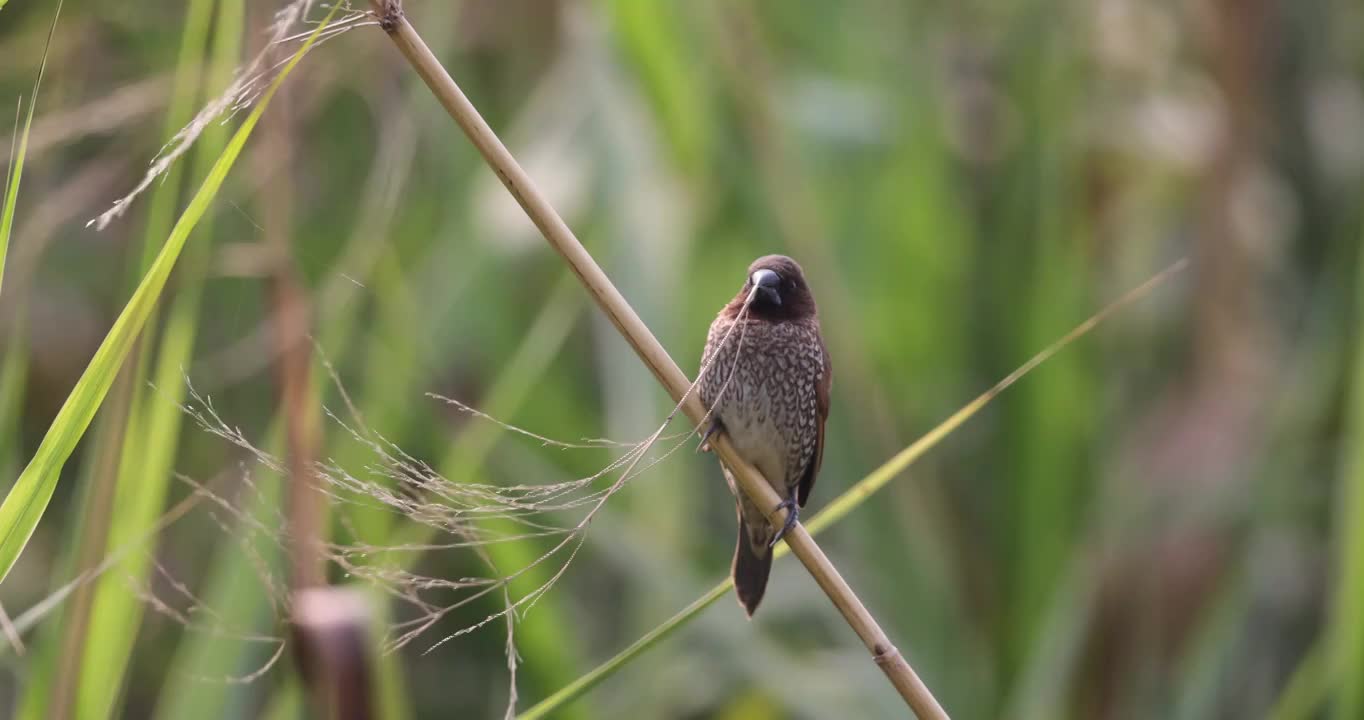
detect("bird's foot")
[696,419,725,453]
[769,497,799,548]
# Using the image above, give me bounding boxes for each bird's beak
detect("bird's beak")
[751,269,781,306]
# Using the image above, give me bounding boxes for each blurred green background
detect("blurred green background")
[1,0,1363,718]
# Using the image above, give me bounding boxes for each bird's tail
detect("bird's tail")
[732,516,773,617]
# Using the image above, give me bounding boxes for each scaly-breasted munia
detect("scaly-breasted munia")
[698,255,832,616]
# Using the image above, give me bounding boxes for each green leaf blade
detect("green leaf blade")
[0,3,338,586]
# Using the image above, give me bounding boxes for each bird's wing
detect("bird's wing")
[797,336,831,507]
[697,317,726,413]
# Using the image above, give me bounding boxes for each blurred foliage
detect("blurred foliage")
[1,0,1363,718]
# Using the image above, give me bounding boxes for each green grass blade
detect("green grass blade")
[0,3,337,586]
[14,380,137,720]
[12,1,217,716]
[0,0,59,299]
[1328,215,1364,720]
[1269,642,1328,720]
[599,0,710,177]
[0,316,26,477]
[1172,581,1246,720]
[517,261,1187,720]
[74,0,239,714]
[518,580,730,720]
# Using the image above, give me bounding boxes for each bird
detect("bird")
[698,254,831,617]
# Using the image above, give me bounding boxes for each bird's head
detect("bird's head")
[732,255,817,321]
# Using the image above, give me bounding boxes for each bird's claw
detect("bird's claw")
[769,497,799,548]
[696,419,725,453]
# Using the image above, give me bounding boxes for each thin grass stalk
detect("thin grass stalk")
[0,10,56,460]
[1172,580,1246,719]
[46,367,137,720]
[365,6,944,716]
[1268,642,1327,720]
[0,0,58,298]
[0,314,26,477]
[1327,209,1364,720]
[14,399,131,720]
[50,251,157,720]
[517,581,729,720]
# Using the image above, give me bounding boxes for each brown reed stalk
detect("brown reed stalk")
[364,3,948,717]
[258,73,325,590]
[291,587,378,720]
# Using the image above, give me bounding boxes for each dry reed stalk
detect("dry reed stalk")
[364,3,948,717]
[259,80,326,590]
[291,587,378,720]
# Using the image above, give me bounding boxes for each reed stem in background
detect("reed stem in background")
[291,587,379,720]
[365,4,945,716]
[260,66,325,591]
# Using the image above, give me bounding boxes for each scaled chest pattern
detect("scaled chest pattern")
[699,315,824,492]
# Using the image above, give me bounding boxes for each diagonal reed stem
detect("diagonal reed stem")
[365,2,946,717]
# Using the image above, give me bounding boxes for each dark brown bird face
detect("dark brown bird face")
[728,254,817,321]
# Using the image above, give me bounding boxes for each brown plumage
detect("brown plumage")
[698,255,832,617]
